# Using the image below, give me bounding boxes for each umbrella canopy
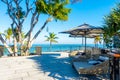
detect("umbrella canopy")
[69,34,101,38]
[60,23,103,35]
[60,23,103,53]
[69,34,100,46]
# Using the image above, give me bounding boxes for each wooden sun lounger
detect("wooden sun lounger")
[73,60,109,75]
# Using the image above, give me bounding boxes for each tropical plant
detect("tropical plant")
[1,0,70,56]
[0,27,25,56]
[4,28,13,43]
[94,35,101,47]
[103,3,120,48]
[45,32,58,51]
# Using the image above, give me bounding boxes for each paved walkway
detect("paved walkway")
[0,52,79,80]
[0,52,109,80]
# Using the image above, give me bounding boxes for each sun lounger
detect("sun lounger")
[73,60,109,75]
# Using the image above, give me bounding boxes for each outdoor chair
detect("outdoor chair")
[73,60,109,75]
[69,51,78,57]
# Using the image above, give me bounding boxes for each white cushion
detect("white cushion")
[88,60,100,65]
[99,56,109,61]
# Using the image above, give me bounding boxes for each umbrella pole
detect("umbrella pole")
[85,36,86,53]
[85,32,87,53]
[82,36,84,46]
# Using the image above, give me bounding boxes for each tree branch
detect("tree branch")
[0,34,13,54]
[31,20,48,42]
[21,0,32,24]
[25,11,39,38]
[2,0,19,27]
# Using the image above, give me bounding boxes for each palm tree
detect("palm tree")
[4,28,13,44]
[94,35,101,47]
[1,0,70,56]
[45,32,58,51]
[103,3,120,48]
[103,26,113,48]
[4,27,25,56]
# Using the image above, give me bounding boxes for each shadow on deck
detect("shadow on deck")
[28,54,109,80]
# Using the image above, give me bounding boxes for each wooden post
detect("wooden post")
[36,46,42,55]
[109,53,120,80]
[0,45,4,57]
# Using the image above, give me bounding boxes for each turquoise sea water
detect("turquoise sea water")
[3,44,104,55]
[30,44,104,53]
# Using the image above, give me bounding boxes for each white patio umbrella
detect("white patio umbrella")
[60,23,103,53]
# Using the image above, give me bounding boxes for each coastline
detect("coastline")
[3,44,104,56]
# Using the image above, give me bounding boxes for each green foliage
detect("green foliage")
[103,3,120,34]
[4,28,13,41]
[45,32,58,43]
[45,32,58,51]
[13,28,19,42]
[1,0,70,55]
[15,7,25,19]
[36,0,71,20]
[94,36,101,44]
[5,28,13,36]
[8,6,25,19]
[4,27,25,43]
[13,28,25,42]
[103,3,120,48]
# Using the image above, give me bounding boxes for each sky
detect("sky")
[0,0,119,44]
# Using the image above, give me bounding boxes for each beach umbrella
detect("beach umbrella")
[69,34,84,46]
[69,34,102,48]
[60,23,103,53]
[69,34,101,38]
[69,34,98,46]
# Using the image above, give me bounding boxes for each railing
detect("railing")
[1,44,105,56]
[29,46,82,52]
[2,45,82,56]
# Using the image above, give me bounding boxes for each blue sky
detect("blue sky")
[0,0,119,44]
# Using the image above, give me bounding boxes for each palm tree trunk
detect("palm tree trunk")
[50,42,52,51]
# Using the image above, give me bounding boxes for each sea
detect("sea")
[3,44,104,55]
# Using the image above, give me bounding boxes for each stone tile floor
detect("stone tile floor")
[0,53,109,80]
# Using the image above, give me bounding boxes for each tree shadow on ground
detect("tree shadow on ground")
[28,54,109,80]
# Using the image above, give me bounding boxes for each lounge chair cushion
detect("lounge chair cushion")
[99,56,109,61]
[88,60,100,65]
[76,52,85,56]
